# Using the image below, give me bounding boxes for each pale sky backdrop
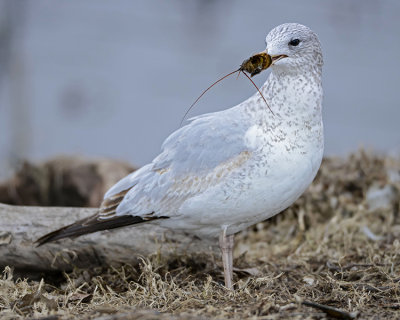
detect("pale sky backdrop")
[0,0,399,178]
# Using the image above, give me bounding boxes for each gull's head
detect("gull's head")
[266,23,323,75]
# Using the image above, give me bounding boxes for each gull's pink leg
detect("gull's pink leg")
[219,230,235,289]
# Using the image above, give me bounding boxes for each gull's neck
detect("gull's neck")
[239,66,324,154]
[244,66,323,128]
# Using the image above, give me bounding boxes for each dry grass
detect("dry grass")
[1,151,400,319]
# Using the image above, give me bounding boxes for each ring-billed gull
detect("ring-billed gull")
[37,23,324,289]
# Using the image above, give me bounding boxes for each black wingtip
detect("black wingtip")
[35,213,168,247]
[35,227,71,247]
[35,220,87,246]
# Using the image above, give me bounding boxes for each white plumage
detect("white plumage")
[103,23,324,238]
[39,23,324,289]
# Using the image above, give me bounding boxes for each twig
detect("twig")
[302,300,358,319]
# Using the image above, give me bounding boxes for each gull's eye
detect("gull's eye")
[289,39,300,46]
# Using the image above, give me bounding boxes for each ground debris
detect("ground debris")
[1,150,400,319]
[302,300,358,319]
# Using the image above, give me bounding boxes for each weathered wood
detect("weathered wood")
[0,203,213,273]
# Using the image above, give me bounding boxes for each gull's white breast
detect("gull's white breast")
[160,72,324,238]
[161,124,323,238]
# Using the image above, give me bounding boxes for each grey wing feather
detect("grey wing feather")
[102,108,252,219]
[37,108,253,245]
[154,109,250,174]
[103,164,152,199]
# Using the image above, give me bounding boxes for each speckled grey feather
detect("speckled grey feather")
[100,23,324,239]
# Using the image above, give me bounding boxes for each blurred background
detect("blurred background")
[1,0,399,180]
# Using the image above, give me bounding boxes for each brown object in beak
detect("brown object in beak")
[240,51,272,77]
[180,51,276,125]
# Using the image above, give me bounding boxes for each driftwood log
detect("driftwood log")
[0,203,212,274]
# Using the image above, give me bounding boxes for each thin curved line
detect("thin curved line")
[241,71,274,116]
[180,69,240,126]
